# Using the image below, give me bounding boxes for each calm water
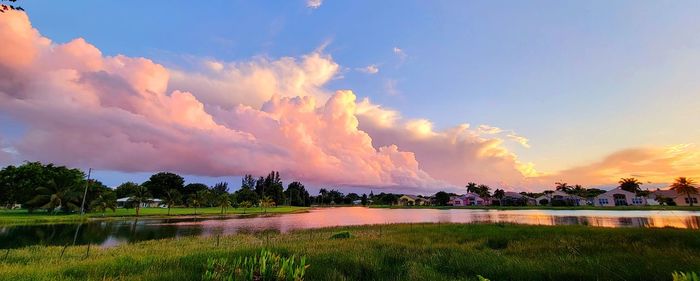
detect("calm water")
[2,207,699,249]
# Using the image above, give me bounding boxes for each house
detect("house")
[535,191,585,206]
[652,189,700,206]
[117,197,163,208]
[398,195,428,206]
[500,192,536,206]
[593,188,647,206]
[449,193,486,206]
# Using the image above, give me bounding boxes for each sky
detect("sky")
[1,1,699,194]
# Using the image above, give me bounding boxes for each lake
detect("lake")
[1,207,699,249]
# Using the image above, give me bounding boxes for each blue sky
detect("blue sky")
[3,1,699,191]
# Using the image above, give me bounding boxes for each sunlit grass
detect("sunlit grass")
[0,223,698,280]
[0,206,308,225]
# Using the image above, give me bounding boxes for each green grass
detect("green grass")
[370,204,700,211]
[0,223,698,280]
[0,207,308,225]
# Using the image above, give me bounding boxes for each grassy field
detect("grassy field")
[370,204,700,211]
[0,206,308,225]
[0,223,698,280]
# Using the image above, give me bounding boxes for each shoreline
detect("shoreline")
[0,206,310,226]
[367,204,700,211]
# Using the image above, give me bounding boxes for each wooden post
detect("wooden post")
[84,244,90,259]
[60,244,69,258]
[3,248,9,261]
[216,235,220,247]
[80,168,92,216]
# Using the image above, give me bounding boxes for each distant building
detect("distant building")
[116,197,163,208]
[535,191,585,206]
[652,189,700,206]
[398,195,428,206]
[593,188,647,206]
[449,193,486,206]
[498,192,536,206]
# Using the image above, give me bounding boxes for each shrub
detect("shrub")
[329,231,351,239]
[673,272,700,281]
[203,250,309,281]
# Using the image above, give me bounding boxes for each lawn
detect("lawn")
[0,206,308,225]
[370,204,700,211]
[0,223,698,280]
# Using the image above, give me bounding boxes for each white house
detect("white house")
[449,193,486,206]
[535,191,585,206]
[116,197,163,208]
[593,188,647,206]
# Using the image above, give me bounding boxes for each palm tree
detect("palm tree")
[493,189,505,206]
[217,193,231,215]
[572,184,585,197]
[260,196,275,213]
[319,188,328,205]
[90,193,117,216]
[28,173,82,214]
[240,201,253,214]
[466,182,478,194]
[618,178,643,194]
[670,177,698,206]
[555,182,571,193]
[163,189,182,216]
[130,185,151,217]
[543,190,554,206]
[189,190,208,215]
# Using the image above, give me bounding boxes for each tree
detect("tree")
[233,185,259,205]
[182,183,209,204]
[543,190,554,206]
[255,171,285,205]
[493,189,505,206]
[142,172,185,200]
[211,182,229,197]
[115,182,141,198]
[361,194,368,205]
[555,182,572,193]
[90,192,117,216]
[130,185,151,217]
[618,178,642,194]
[475,184,491,198]
[163,189,182,216]
[433,191,450,206]
[239,201,253,214]
[318,188,328,205]
[217,193,231,215]
[284,181,310,206]
[260,196,275,213]
[466,182,478,194]
[670,177,698,206]
[26,167,84,213]
[189,189,209,215]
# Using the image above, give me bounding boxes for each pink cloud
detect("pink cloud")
[0,11,445,191]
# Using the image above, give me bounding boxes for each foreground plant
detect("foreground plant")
[203,249,309,281]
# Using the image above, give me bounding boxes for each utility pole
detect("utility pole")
[80,168,92,216]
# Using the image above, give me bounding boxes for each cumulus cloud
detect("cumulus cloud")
[0,11,446,190]
[357,64,379,74]
[356,98,538,189]
[168,53,339,109]
[306,0,323,9]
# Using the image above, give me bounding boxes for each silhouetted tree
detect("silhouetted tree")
[284,181,310,206]
[618,178,642,194]
[670,177,698,206]
[142,172,184,199]
[433,191,450,206]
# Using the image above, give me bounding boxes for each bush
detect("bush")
[329,231,351,239]
[673,272,699,281]
[539,199,549,205]
[203,250,308,281]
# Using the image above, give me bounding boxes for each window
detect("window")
[598,198,609,205]
[685,198,699,204]
[632,197,643,205]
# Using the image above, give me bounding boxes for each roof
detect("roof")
[597,187,636,197]
[504,192,534,199]
[652,189,679,198]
